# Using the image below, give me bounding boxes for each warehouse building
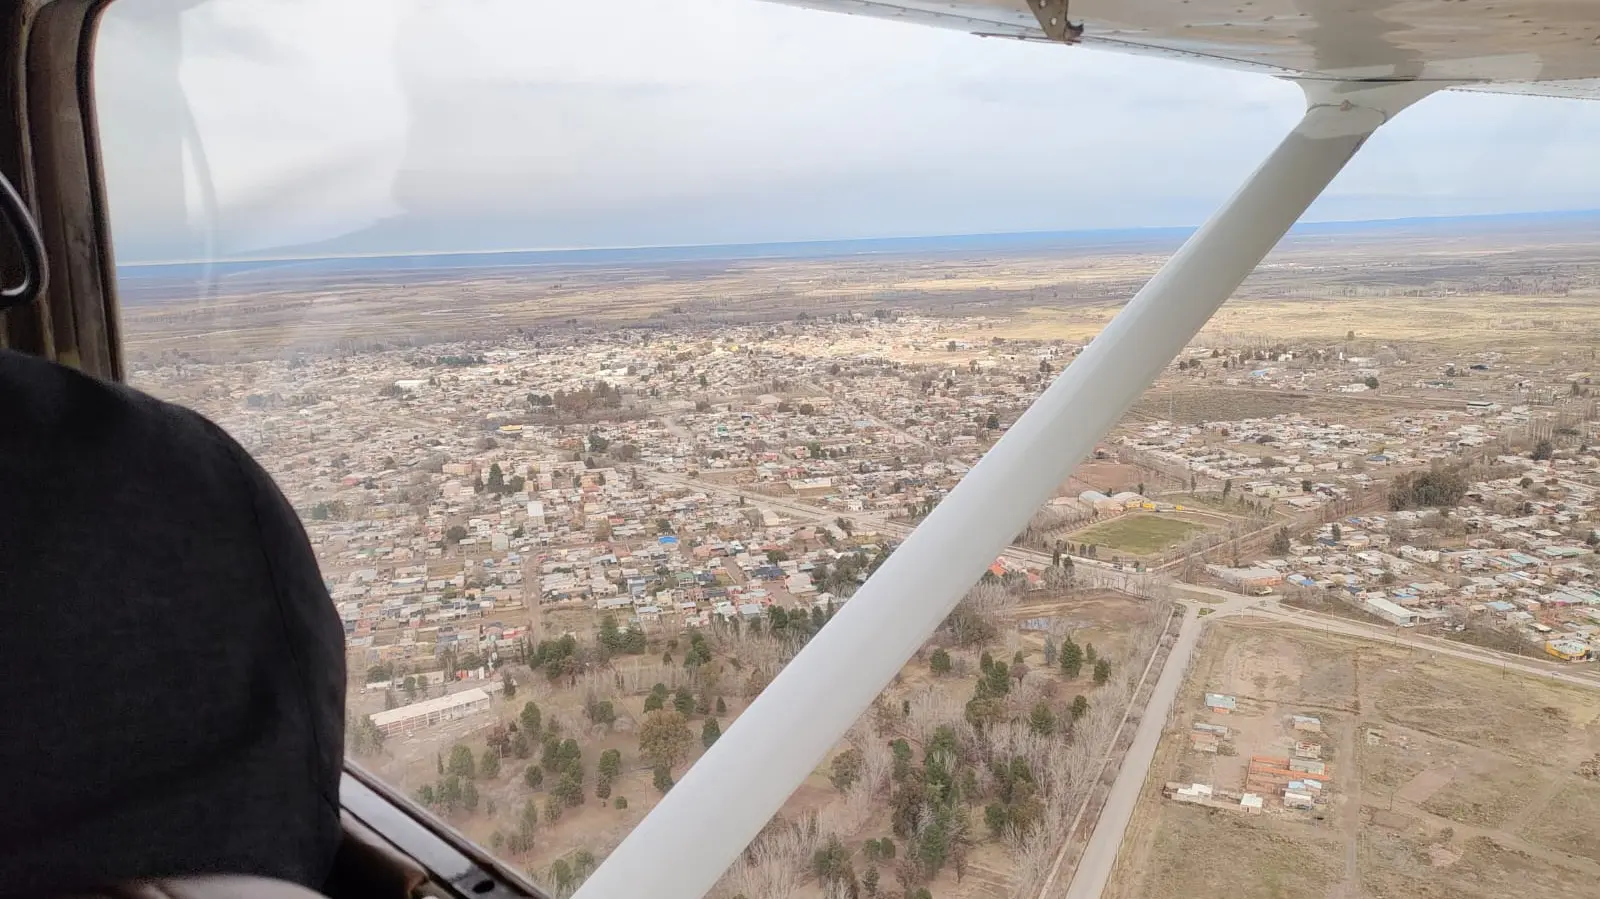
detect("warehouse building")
[1363,595,1419,627]
[1207,565,1285,592]
[371,687,492,736]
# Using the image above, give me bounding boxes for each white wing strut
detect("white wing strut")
[576,79,1438,899]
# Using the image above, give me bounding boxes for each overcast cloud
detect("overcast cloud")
[94,0,1600,262]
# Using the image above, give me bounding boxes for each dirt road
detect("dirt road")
[1255,602,1600,690]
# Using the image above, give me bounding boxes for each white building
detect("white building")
[370,687,492,736]
[1363,595,1419,627]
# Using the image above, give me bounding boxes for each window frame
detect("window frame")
[7,5,551,896]
[3,0,122,378]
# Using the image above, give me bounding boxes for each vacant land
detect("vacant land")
[1065,462,1144,496]
[1070,514,1208,557]
[1107,619,1600,899]
[1128,386,1456,427]
[1119,810,1346,899]
[121,214,1600,366]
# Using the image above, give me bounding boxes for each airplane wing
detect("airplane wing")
[765,0,1600,100]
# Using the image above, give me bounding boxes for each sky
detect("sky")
[94,0,1600,263]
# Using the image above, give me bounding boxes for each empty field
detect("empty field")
[1121,810,1344,899]
[1107,619,1600,899]
[1070,514,1207,557]
[1371,655,1600,764]
[1517,776,1600,865]
[1417,764,1548,829]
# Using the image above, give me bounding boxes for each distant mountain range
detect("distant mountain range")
[115,208,1600,303]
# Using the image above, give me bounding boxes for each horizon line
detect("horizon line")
[116,206,1600,268]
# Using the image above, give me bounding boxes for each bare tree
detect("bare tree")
[614,661,692,696]
[715,820,811,899]
[945,580,1021,644]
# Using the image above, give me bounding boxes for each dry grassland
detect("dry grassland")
[123,217,1600,365]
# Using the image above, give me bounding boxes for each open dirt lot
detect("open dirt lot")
[1002,588,1161,670]
[1064,462,1145,496]
[1106,618,1600,899]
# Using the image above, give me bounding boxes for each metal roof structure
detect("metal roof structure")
[370,687,491,730]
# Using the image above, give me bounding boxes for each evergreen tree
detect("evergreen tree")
[519,701,541,736]
[890,739,913,782]
[1059,637,1083,678]
[1270,527,1292,556]
[447,744,475,779]
[598,748,622,780]
[1028,702,1057,736]
[587,699,616,726]
[553,771,584,807]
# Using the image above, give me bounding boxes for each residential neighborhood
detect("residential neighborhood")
[133,312,1600,702]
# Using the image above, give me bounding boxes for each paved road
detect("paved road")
[1057,594,1258,899]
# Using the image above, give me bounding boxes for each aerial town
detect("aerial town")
[123,228,1600,899]
[137,312,1600,670]
[132,311,1600,898]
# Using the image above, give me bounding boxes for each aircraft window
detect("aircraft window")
[92,0,1600,898]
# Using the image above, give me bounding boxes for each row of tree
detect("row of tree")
[1387,467,1469,510]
